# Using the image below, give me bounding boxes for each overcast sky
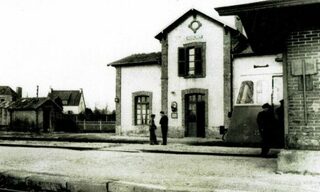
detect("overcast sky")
[0,0,263,111]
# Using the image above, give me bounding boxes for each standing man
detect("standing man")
[159,111,168,145]
[149,114,158,145]
[257,103,275,157]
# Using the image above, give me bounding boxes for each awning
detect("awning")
[215,0,320,54]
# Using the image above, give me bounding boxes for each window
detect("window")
[62,100,68,105]
[236,81,254,104]
[178,43,205,77]
[135,96,150,125]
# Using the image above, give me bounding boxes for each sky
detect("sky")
[0,0,264,111]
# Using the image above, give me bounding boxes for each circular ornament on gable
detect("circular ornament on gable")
[188,20,202,34]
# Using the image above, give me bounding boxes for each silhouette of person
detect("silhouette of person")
[159,111,168,145]
[149,114,158,145]
[257,103,275,157]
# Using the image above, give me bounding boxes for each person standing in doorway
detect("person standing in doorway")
[159,111,168,145]
[257,103,275,157]
[149,114,158,145]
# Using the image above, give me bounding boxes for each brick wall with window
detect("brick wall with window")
[286,29,320,149]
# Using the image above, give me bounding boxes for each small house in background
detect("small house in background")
[48,89,86,114]
[0,86,22,102]
[0,86,22,129]
[0,101,13,129]
[9,97,63,132]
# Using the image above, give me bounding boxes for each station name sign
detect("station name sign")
[185,35,203,41]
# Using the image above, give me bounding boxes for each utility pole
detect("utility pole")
[36,85,39,98]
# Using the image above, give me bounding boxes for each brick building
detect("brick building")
[216,0,320,174]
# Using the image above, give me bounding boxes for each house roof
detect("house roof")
[155,8,236,40]
[0,101,13,109]
[48,90,83,106]
[108,52,161,67]
[0,86,17,97]
[215,0,320,53]
[9,97,62,110]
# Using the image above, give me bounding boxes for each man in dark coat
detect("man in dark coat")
[159,111,168,145]
[257,103,275,157]
[149,114,158,145]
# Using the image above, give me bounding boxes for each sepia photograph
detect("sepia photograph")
[0,0,320,191]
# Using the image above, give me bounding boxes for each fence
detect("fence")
[76,120,115,133]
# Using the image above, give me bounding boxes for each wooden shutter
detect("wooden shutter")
[178,48,186,76]
[194,47,202,75]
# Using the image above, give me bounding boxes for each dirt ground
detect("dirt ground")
[0,143,319,191]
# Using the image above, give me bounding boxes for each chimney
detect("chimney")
[16,87,22,99]
[235,16,243,34]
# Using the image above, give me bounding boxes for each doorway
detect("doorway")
[43,109,50,132]
[185,94,205,137]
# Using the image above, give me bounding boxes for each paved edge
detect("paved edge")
[0,170,193,192]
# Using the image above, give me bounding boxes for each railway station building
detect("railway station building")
[109,9,249,138]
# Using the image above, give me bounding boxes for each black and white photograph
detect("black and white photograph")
[0,0,320,191]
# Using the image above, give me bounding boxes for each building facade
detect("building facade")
[9,97,63,132]
[0,86,21,128]
[109,52,162,135]
[110,9,247,138]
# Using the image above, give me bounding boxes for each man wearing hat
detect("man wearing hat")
[159,111,168,145]
[257,103,275,157]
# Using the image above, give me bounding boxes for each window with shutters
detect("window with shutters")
[178,42,206,78]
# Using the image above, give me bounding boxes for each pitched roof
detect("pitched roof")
[48,90,82,106]
[155,8,236,40]
[0,101,13,109]
[0,86,17,97]
[9,97,62,110]
[108,52,161,67]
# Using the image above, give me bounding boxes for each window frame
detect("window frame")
[131,91,153,126]
[178,42,206,78]
[134,95,150,125]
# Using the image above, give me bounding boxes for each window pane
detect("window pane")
[236,81,254,104]
[189,48,195,55]
[189,56,195,62]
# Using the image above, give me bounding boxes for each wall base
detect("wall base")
[277,149,320,175]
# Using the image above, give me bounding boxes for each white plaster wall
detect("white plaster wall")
[78,95,86,113]
[121,65,161,132]
[233,55,283,106]
[63,106,80,114]
[167,14,225,128]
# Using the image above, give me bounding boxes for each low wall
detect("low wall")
[277,149,320,175]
